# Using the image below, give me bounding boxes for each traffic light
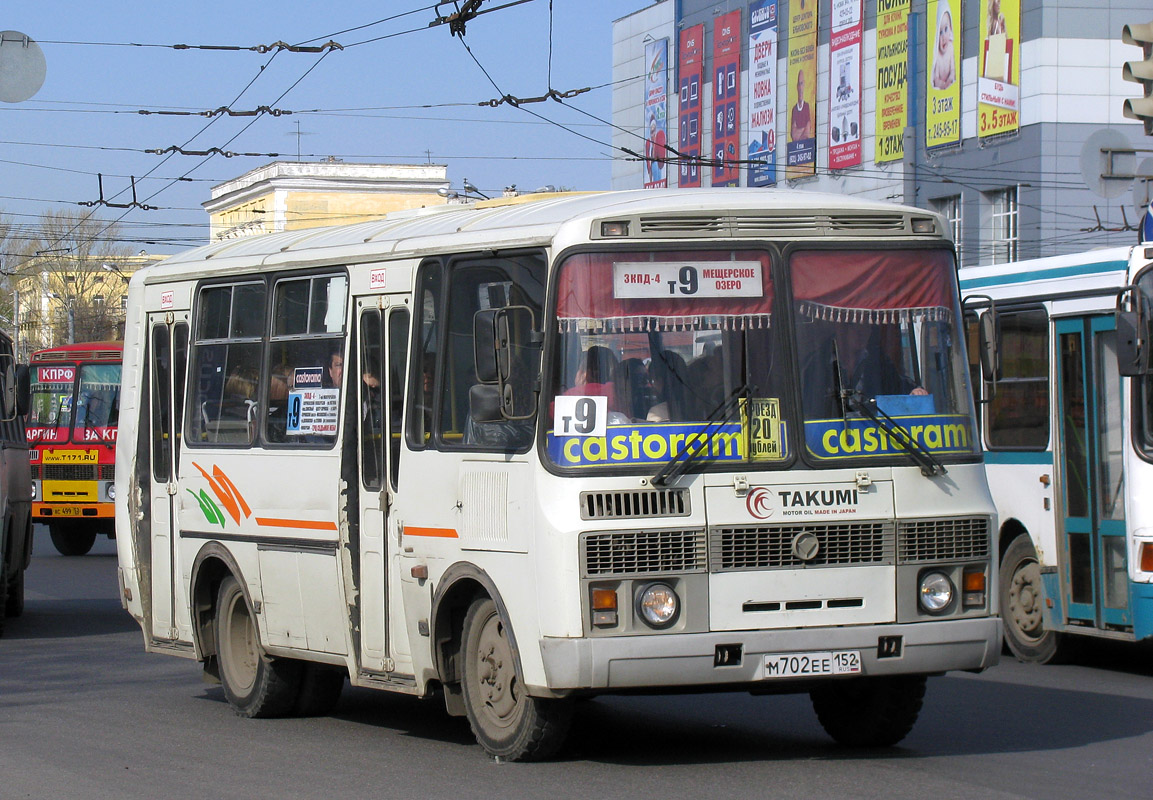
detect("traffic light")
[1123,21,1153,135]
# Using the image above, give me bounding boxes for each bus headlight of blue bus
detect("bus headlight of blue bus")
[918,571,954,613]
[637,582,680,628]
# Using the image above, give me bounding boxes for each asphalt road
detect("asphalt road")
[3,527,1153,800]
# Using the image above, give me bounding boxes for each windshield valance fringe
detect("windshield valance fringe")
[558,314,772,334]
[797,301,951,325]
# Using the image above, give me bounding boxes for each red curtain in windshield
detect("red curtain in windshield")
[555,251,774,331]
[791,249,955,322]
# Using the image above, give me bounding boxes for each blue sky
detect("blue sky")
[0,1,640,253]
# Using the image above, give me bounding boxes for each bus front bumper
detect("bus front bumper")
[537,617,1001,691]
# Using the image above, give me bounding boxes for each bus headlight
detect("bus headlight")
[30,482,37,500]
[637,582,679,629]
[918,572,954,614]
[106,483,116,501]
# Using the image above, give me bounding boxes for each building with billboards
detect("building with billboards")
[613,0,1151,265]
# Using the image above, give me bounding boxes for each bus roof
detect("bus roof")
[30,341,123,363]
[958,246,1135,294]
[139,188,945,281]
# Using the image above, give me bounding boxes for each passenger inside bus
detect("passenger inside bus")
[800,322,926,419]
[646,350,688,422]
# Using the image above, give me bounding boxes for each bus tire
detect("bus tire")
[1000,534,1062,663]
[215,576,302,718]
[48,523,96,557]
[5,565,24,618]
[810,674,926,747]
[460,597,572,761]
[294,663,344,716]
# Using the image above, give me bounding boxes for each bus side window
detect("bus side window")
[387,308,409,488]
[440,253,545,451]
[987,308,1049,450]
[266,273,347,446]
[407,263,443,450]
[187,281,266,447]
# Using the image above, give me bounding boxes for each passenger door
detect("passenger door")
[352,296,410,673]
[1055,315,1129,631]
[147,312,189,642]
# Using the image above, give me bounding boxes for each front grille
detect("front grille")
[580,488,689,520]
[42,464,98,481]
[709,521,895,571]
[582,529,707,577]
[899,517,990,563]
[99,465,115,480]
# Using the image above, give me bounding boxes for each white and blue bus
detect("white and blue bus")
[115,189,1000,759]
[961,244,1153,662]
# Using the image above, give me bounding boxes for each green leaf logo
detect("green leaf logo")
[188,488,225,528]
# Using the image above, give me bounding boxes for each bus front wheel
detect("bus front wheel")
[460,597,572,761]
[810,674,926,747]
[215,576,301,718]
[1000,534,1062,663]
[48,523,96,556]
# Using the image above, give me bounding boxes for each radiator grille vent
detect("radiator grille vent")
[898,517,990,563]
[41,464,98,482]
[582,529,707,577]
[580,488,689,520]
[709,521,895,571]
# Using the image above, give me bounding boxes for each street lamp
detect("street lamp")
[45,292,75,345]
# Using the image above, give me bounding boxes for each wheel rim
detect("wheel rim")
[472,611,521,731]
[1007,556,1045,642]
[221,591,258,695]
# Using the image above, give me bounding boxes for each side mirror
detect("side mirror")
[964,294,1001,383]
[1117,286,1151,377]
[494,306,540,420]
[978,309,1001,382]
[473,309,499,384]
[0,356,14,420]
[468,383,504,424]
[14,364,29,418]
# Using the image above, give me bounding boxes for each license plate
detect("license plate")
[762,650,862,679]
[53,507,83,517]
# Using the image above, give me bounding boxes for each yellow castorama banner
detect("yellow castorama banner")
[978,0,1020,139]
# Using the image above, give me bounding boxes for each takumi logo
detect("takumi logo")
[746,486,774,519]
[38,366,74,382]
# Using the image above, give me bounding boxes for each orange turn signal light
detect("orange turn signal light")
[591,588,618,611]
[1141,542,1153,573]
[963,571,986,593]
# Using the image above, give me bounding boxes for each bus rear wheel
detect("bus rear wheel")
[215,576,301,718]
[1000,534,1062,663]
[810,674,926,747]
[460,597,572,761]
[48,523,96,556]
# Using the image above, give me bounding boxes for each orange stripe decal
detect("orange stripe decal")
[405,526,459,538]
[254,517,339,531]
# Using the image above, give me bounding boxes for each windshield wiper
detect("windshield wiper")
[843,390,946,477]
[651,383,750,487]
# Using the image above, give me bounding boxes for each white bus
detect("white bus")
[115,189,999,760]
[960,245,1153,663]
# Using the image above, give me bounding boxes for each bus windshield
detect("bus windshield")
[791,248,977,463]
[545,247,977,471]
[547,249,786,470]
[28,365,76,443]
[73,363,121,443]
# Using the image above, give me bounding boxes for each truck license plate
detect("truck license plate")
[762,650,862,679]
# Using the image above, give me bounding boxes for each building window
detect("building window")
[987,187,1018,264]
[932,195,963,266]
